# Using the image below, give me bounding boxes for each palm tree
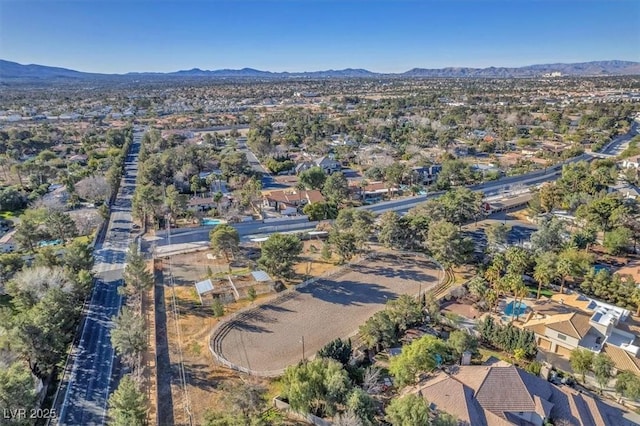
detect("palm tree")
[557,247,593,294]
[485,289,498,313]
[533,252,557,300]
[505,246,530,276]
[511,281,529,322]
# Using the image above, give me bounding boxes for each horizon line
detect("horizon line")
[2,58,639,76]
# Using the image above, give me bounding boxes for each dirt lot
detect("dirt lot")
[213,251,442,374]
[157,242,336,425]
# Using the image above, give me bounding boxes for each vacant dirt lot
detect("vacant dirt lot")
[212,251,441,374]
[157,243,337,424]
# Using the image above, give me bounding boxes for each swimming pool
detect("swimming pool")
[38,239,62,247]
[593,264,610,274]
[202,218,224,226]
[503,300,528,317]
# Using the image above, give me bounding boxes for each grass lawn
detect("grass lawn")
[0,210,23,220]
[478,346,513,364]
[71,235,92,246]
[527,285,553,298]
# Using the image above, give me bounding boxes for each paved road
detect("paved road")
[150,166,565,248]
[55,130,142,426]
[600,121,638,156]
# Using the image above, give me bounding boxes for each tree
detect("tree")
[426,220,473,269]
[437,187,483,226]
[237,176,262,209]
[121,244,154,305]
[0,362,37,423]
[0,186,26,212]
[322,172,349,205]
[448,330,478,362]
[385,394,430,426]
[299,166,327,190]
[212,299,225,317]
[505,246,531,276]
[615,371,640,401]
[209,224,240,261]
[433,413,458,426]
[603,227,631,255]
[75,176,110,204]
[281,358,351,417]
[0,253,24,287]
[533,252,557,300]
[359,310,397,350]
[377,212,409,249]
[108,375,147,426]
[303,202,338,221]
[12,287,78,379]
[530,217,566,254]
[44,210,78,243]
[317,338,352,366]
[570,348,594,383]
[389,335,450,387]
[132,184,161,226]
[467,276,488,299]
[557,247,593,294]
[165,184,188,218]
[329,230,357,264]
[221,380,266,421]
[386,294,423,333]
[485,223,510,251]
[333,410,364,426]
[258,233,302,278]
[576,195,626,235]
[7,266,75,310]
[219,151,249,179]
[362,366,382,394]
[345,388,376,425]
[13,218,42,252]
[111,306,147,367]
[335,208,375,249]
[62,239,94,274]
[247,286,257,302]
[593,353,615,392]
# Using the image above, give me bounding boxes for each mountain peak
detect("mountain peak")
[1,59,639,84]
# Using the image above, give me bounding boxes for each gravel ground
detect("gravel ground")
[213,252,441,374]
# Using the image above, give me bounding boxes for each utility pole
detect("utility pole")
[301,336,305,361]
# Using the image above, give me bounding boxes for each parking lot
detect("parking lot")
[211,251,441,374]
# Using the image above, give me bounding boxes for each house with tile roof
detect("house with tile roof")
[414,362,632,425]
[262,189,325,215]
[521,294,640,375]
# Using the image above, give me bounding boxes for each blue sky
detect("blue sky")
[1,0,639,73]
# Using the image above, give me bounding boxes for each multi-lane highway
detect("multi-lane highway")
[54,130,142,425]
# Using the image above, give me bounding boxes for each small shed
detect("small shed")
[251,270,273,283]
[195,278,214,304]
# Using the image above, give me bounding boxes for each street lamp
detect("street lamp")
[300,336,305,361]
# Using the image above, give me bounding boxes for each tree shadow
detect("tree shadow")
[181,362,220,391]
[297,279,397,306]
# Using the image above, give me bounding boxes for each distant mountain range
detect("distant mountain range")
[1,59,639,84]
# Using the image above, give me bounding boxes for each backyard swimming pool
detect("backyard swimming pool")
[593,264,610,274]
[202,218,224,226]
[503,300,528,318]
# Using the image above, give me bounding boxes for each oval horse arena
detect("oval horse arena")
[210,251,443,376]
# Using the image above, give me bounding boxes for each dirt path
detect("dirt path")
[153,260,175,426]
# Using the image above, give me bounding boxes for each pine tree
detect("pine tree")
[108,375,147,426]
